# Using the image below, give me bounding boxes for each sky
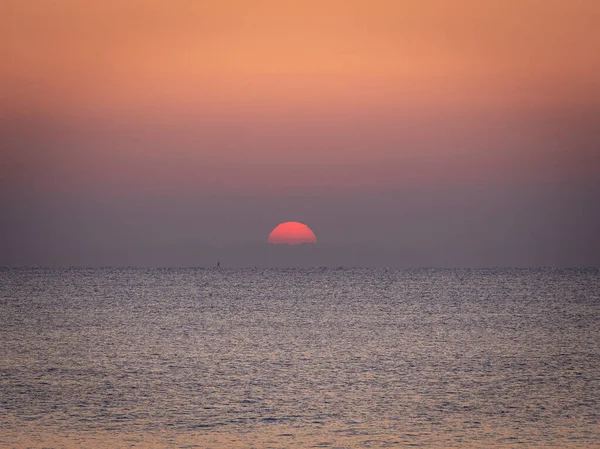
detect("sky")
[1,0,599,267]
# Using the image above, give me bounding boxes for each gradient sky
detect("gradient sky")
[1,0,599,267]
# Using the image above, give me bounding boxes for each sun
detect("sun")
[268,222,317,245]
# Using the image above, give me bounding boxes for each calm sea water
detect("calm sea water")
[1,268,599,448]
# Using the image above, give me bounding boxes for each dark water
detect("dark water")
[1,268,599,448]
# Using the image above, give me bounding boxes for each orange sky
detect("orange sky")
[1,0,599,198]
[1,1,600,266]
[2,0,599,117]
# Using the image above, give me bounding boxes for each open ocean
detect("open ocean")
[1,267,599,448]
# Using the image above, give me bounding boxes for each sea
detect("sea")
[1,268,599,448]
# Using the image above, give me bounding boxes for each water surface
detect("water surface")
[1,268,599,447]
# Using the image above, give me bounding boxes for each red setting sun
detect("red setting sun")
[268,222,317,245]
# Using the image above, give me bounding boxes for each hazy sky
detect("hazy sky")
[1,0,599,267]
